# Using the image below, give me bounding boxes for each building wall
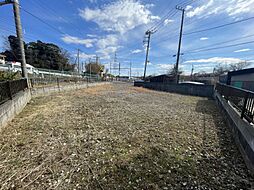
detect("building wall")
[231,73,254,82]
[231,74,254,91]
[143,82,214,98]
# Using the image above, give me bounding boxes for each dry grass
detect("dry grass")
[0,83,253,190]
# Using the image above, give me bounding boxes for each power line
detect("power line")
[20,8,66,35]
[185,33,254,53]
[17,4,88,53]
[150,0,200,33]
[184,16,254,35]
[26,0,89,38]
[185,40,254,54]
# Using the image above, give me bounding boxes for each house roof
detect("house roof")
[0,54,6,58]
[228,68,254,77]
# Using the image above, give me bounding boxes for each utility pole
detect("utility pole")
[143,30,153,80]
[191,64,194,80]
[77,49,80,74]
[114,52,117,77]
[13,0,27,78]
[175,6,185,84]
[0,0,27,78]
[95,55,99,64]
[119,62,121,79]
[129,62,132,79]
[89,58,91,81]
[109,62,111,75]
[81,62,84,73]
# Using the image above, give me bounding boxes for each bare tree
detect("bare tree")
[168,64,183,76]
[229,61,251,71]
[213,64,229,75]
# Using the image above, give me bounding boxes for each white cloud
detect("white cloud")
[200,37,209,41]
[78,52,96,60]
[185,57,249,65]
[157,64,173,70]
[187,0,214,18]
[95,35,120,59]
[131,49,143,54]
[96,35,118,49]
[87,34,97,38]
[186,0,254,18]
[61,35,96,48]
[226,0,254,16]
[234,48,251,53]
[164,19,174,26]
[62,34,120,59]
[96,46,119,60]
[79,0,160,34]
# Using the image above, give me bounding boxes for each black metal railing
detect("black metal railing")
[216,83,254,123]
[0,79,28,105]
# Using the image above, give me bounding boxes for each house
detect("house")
[226,68,254,91]
[5,62,39,74]
[149,74,175,83]
[0,54,6,64]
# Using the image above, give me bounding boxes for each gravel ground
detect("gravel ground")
[0,82,253,190]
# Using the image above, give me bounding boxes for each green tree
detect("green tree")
[1,35,74,71]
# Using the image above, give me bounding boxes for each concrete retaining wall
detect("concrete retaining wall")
[0,82,109,129]
[215,92,254,174]
[0,89,31,130]
[31,82,109,96]
[143,82,214,98]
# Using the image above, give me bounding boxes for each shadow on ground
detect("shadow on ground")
[89,99,253,190]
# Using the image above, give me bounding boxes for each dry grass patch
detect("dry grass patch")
[0,83,253,190]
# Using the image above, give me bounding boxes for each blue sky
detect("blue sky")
[1,0,254,76]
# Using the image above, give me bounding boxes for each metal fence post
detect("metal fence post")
[30,78,34,88]
[6,81,12,100]
[57,78,60,90]
[241,93,249,119]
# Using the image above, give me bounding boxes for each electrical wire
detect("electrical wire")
[185,40,254,54]
[184,16,254,35]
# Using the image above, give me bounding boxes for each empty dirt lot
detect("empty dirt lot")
[0,82,253,189]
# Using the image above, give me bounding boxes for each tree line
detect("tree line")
[1,35,74,71]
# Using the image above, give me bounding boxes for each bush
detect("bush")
[0,71,21,82]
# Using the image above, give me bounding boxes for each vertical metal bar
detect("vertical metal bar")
[57,78,60,90]
[30,78,34,88]
[6,81,12,100]
[241,93,249,119]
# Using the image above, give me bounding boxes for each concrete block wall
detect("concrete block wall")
[0,89,31,130]
[143,82,214,98]
[215,92,254,174]
[31,82,109,97]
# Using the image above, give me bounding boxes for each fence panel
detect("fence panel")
[0,79,28,105]
[216,83,254,123]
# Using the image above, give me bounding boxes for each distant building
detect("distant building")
[5,62,39,74]
[149,74,175,83]
[226,68,254,91]
[0,54,6,64]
